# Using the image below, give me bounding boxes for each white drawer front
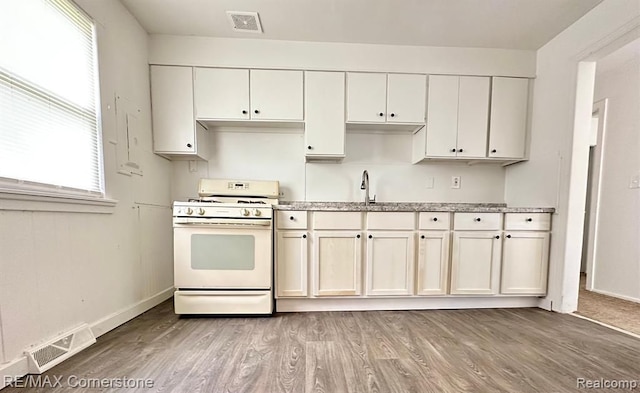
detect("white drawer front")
[367,212,415,230]
[418,212,451,230]
[313,212,362,230]
[454,213,502,230]
[277,211,308,229]
[505,213,551,231]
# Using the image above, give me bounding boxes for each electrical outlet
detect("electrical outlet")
[629,175,640,189]
[188,160,198,173]
[451,176,461,189]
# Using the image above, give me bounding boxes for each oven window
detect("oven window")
[191,234,255,270]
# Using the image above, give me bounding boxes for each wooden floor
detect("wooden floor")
[6,300,640,393]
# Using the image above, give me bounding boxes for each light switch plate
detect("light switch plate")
[425,177,434,189]
[629,174,640,189]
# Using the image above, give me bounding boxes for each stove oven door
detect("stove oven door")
[173,220,272,289]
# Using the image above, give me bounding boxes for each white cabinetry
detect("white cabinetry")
[150,65,208,159]
[304,71,345,159]
[416,212,451,295]
[366,231,415,296]
[276,231,308,297]
[347,72,426,125]
[413,75,490,161]
[500,213,550,295]
[450,213,503,295]
[313,231,363,296]
[193,68,303,122]
[488,77,529,159]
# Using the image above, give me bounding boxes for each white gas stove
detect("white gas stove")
[172,179,279,315]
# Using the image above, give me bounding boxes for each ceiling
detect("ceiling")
[121,0,602,50]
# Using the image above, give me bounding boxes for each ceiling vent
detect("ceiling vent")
[226,11,263,34]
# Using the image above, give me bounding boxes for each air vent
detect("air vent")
[226,11,263,33]
[25,324,96,374]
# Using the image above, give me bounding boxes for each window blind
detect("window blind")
[0,0,103,195]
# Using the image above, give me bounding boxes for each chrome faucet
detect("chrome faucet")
[360,170,376,205]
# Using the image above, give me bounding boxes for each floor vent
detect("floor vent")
[226,11,263,33]
[25,324,96,374]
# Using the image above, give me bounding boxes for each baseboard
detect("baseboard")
[571,313,640,340]
[589,288,640,304]
[91,287,174,338]
[0,287,173,390]
[276,296,541,312]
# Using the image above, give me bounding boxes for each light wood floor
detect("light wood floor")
[5,300,640,393]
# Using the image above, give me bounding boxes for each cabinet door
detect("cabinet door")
[450,231,502,294]
[194,68,249,120]
[425,75,458,157]
[366,232,415,296]
[416,231,450,295]
[488,77,529,159]
[501,232,549,295]
[276,231,308,298]
[304,71,345,157]
[151,66,195,153]
[456,76,490,158]
[346,72,387,123]
[250,70,303,121]
[387,74,426,123]
[313,231,362,296]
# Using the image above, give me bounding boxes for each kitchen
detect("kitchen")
[2,0,640,391]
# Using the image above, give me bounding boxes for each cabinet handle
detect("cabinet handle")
[307,145,312,150]
[475,217,481,222]
[420,235,425,239]
[289,216,295,221]
[378,112,384,117]
[302,234,307,239]
[186,143,193,148]
[495,235,500,239]
[458,149,464,153]
[254,109,260,114]
[491,149,497,153]
[242,110,248,114]
[390,113,396,117]
[526,218,533,222]
[451,148,456,153]
[356,234,361,238]
[432,217,438,222]
[506,234,511,238]
[368,234,373,239]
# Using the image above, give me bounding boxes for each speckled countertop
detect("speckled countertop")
[275,202,555,213]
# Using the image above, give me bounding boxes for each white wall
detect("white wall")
[0,0,172,380]
[504,0,640,312]
[591,54,640,302]
[172,129,506,203]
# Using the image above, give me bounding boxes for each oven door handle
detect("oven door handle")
[173,218,271,227]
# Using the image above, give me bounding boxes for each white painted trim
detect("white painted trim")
[589,288,640,305]
[91,287,174,337]
[0,188,117,214]
[0,357,29,390]
[276,296,541,312]
[571,313,640,340]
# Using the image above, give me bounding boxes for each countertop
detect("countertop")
[274,202,555,213]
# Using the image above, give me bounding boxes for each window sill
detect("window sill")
[0,187,117,214]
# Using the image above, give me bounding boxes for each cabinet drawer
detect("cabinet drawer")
[504,213,551,231]
[313,212,362,230]
[367,212,414,230]
[277,211,307,229]
[454,213,502,230]
[418,212,450,230]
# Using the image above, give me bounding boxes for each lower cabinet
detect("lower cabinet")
[275,231,308,298]
[450,231,502,295]
[366,232,415,296]
[416,231,450,295]
[501,231,550,295]
[313,231,363,296]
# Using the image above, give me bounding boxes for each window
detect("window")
[0,0,103,196]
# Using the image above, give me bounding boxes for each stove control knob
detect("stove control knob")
[185,208,193,215]
[253,209,262,217]
[241,208,250,217]
[197,208,205,216]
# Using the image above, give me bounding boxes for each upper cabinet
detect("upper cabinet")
[304,71,345,160]
[347,72,426,127]
[150,65,209,160]
[488,77,529,159]
[194,68,303,122]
